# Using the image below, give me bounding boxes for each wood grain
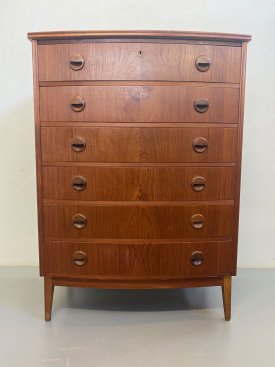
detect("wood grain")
[42,166,236,201]
[232,42,249,274]
[44,277,54,321]
[44,240,234,277]
[43,203,234,239]
[38,42,241,83]
[40,85,240,123]
[41,126,237,163]
[52,277,224,289]
[27,30,252,43]
[28,30,251,321]
[222,276,232,321]
[31,40,45,275]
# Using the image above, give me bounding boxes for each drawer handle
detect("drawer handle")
[72,176,87,191]
[194,98,209,113]
[195,55,211,72]
[70,96,85,112]
[72,214,87,229]
[191,251,205,266]
[71,137,86,152]
[191,214,205,229]
[72,251,87,266]
[69,53,85,70]
[192,137,208,153]
[191,176,206,192]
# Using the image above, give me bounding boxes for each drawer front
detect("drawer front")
[41,127,237,163]
[40,86,239,123]
[38,43,241,83]
[43,204,234,239]
[43,166,236,201]
[44,240,234,277]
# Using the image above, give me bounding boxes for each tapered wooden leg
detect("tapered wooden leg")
[44,277,54,321]
[222,276,232,321]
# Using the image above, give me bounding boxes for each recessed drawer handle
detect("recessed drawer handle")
[72,214,87,229]
[191,251,205,266]
[69,53,85,70]
[191,214,205,229]
[194,98,209,113]
[71,137,86,152]
[191,176,206,192]
[192,137,208,153]
[72,176,87,191]
[72,251,87,266]
[70,96,85,112]
[195,55,211,72]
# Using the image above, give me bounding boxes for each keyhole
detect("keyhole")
[139,50,142,57]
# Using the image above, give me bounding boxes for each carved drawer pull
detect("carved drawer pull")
[191,251,205,266]
[72,251,87,266]
[72,176,87,191]
[191,214,205,229]
[69,53,85,70]
[72,214,87,229]
[191,176,206,192]
[195,55,211,72]
[192,137,208,153]
[194,98,209,113]
[70,96,85,112]
[71,137,86,152]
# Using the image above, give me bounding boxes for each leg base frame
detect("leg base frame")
[43,275,232,321]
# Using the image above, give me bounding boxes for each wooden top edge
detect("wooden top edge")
[27,30,252,42]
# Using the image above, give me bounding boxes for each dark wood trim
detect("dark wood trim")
[44,237,233,243]
[36,38,243,47]
[27,30,252,42]
[40,122,238,128]
[41,162,236,167]
[42,199,234,206]
[39,81,240,88]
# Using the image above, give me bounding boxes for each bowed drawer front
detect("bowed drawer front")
[38,42,241,82]
[40,85,239,123]
[40,126,237,163]
[28,30,251,321]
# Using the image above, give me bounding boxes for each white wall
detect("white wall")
[0,0,274,267]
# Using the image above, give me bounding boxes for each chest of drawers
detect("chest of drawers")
[28,30,251,321]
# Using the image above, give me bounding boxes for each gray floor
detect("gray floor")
[0,268,275,366]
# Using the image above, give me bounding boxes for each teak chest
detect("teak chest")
[28,30,251,321]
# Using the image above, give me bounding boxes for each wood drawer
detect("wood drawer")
[42,166,236,201]
[44,240,234,277]
[40,85,239,123]
[38,43,241,83]
[43,203,234,239]
[41,126,237,163]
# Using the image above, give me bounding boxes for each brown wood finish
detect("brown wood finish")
[44,277,54,321]
[41,126,237,163]
[38,42,241,82]
[42,166,235,201]
[44,241,233,277]
[40,85,239,123]
[31,41,45,275]
[232,42,249,274]
[29,30,251,321]
[222,276,232,321]
[27,30,252,43]
[43,203,234,239]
